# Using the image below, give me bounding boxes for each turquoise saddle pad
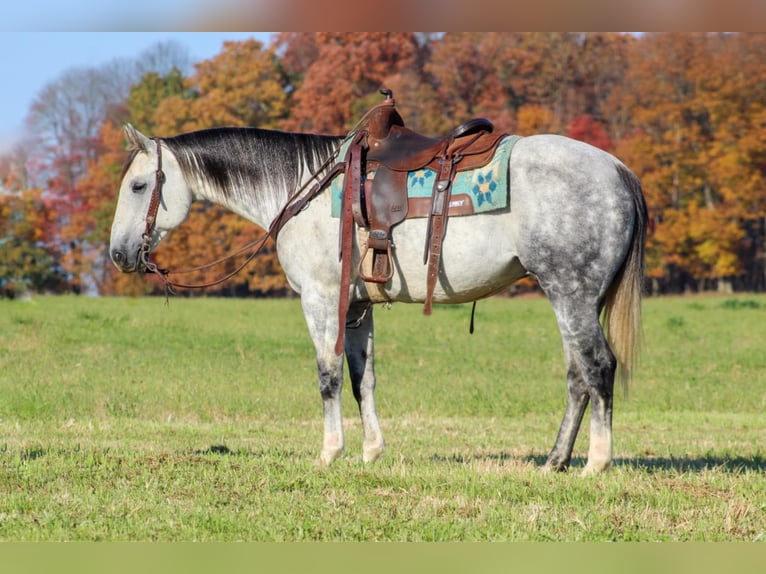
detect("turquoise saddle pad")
[330,134,521,218]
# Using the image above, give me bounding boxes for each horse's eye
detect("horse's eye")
[131,181,147,194]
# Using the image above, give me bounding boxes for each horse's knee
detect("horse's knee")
[318,363,342,400]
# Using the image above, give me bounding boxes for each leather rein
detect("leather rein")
[138,137,344,293]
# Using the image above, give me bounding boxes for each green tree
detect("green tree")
[126,67,189,134]
[0,188,65,297]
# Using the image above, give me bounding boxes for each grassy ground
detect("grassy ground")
[0,294,764,541]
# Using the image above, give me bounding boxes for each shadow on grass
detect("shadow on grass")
[432,451,765,473]
[187,445,305,459]
[613,454,766,473]
[521,453,766,473]
[19,447,47,461]
[431,452,516,464]
[194,444,234,455]
[10,444,764,475]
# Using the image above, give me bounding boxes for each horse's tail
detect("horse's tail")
[603,163,647,395]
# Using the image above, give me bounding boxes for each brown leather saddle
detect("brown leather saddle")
[340,90,507,307]
[326,90,508,354]
[268,91,508,355]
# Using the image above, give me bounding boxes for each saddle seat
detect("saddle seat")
[363,91,497,172]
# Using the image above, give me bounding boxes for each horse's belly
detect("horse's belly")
[360,215,525,304]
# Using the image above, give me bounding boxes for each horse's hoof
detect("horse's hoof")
[319,447,343,467]
[362,443,384,463]
[542,459,569,473]
[581,460,612,476]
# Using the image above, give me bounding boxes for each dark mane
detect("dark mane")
[161,127,343,204]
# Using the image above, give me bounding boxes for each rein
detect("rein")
[138,137,345,294]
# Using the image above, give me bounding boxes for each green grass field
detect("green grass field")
[0,294,764,541]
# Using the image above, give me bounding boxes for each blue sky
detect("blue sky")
[0,32,273,152]
[2,0,216,31]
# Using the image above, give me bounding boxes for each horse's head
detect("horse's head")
[109,124,192,273]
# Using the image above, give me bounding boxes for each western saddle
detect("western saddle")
[332,90,507,353]
[269,90,508,355]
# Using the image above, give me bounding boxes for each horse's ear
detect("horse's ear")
[124,123,152,152]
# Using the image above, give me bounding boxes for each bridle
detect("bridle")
[136,137,345,294]
[137,138,165,276]
[137,137,269,290]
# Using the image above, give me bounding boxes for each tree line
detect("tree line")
[1,32,765,298]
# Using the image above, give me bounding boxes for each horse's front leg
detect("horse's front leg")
[302,291,346,466]
[316,354,345,466]
[345,302,384,463]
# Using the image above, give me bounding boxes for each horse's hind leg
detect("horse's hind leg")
[345,303,385,462]
[544,294,616,475]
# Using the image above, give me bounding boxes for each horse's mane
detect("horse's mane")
[161,127,343,207]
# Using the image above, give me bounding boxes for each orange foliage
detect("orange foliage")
[281,32,423,134]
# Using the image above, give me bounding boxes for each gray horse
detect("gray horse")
[110,123,646,475]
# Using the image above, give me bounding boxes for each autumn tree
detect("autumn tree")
[6,32,766,297]
[0,138,66,297]
[126,68,189,135]
[703,33,766,291]
[610,33,766,293]
[422,33,517,133]
[19,41,192,294]
[272,32,319,95]
[23,66,103,292]
[152,38,287,134]
[280,33,426,134]
[424,33,630,138]
[0,187,65,297]
[567,115,612,150]
[119,38,292,296]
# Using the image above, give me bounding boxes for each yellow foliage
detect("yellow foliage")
[516,105,557,135]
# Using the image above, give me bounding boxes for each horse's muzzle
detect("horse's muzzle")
[110,248,137,273]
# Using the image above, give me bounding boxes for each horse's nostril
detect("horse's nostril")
[111,249,126,266]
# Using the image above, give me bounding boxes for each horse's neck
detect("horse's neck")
[184,134,339,231]
[185,162,290,232]
[192,182,283,231]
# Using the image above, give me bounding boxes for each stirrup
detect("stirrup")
[358,242,394,284]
